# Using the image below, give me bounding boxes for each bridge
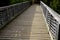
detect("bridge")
[0,1,60,40]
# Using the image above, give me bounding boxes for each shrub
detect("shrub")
[10,0,30,4]
[42,0,60,14]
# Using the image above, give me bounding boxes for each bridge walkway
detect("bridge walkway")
[0,4,51,40]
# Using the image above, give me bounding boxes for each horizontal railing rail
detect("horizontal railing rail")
[0,1,31,28]
[40,1,60,40]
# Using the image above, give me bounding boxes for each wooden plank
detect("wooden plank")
[0,4,51,40]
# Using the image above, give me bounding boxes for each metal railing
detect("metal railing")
[40,1,60,40]
[0,1,31,28]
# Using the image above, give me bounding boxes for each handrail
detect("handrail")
[40,1,60,40]
[0,1,31,28]
[41,1,60,23]
[0,1,30,10]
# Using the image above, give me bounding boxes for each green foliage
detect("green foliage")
[10,0,30,4]
[43,0,47,4]
[50,0,59,10]
[42,0,60,14]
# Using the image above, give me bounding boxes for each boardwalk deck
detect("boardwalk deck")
[0,4,51,40]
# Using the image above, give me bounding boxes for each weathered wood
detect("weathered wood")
[0,4,51,40]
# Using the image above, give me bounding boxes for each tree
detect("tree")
[50,0,60,14]
[10,0,30,4]
[42,0,60,14]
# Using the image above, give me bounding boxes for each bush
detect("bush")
[0,0,31,7]
[10,0,31,4]
[42,0,60,14]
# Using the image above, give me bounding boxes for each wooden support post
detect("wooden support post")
[32,0,34,4]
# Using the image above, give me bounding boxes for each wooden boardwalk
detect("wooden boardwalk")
[0,4,51,40]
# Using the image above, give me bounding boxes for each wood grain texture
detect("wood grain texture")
[0,4,51,40]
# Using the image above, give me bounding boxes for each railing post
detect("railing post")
[0,11,3,27]
[58,24,60,40]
